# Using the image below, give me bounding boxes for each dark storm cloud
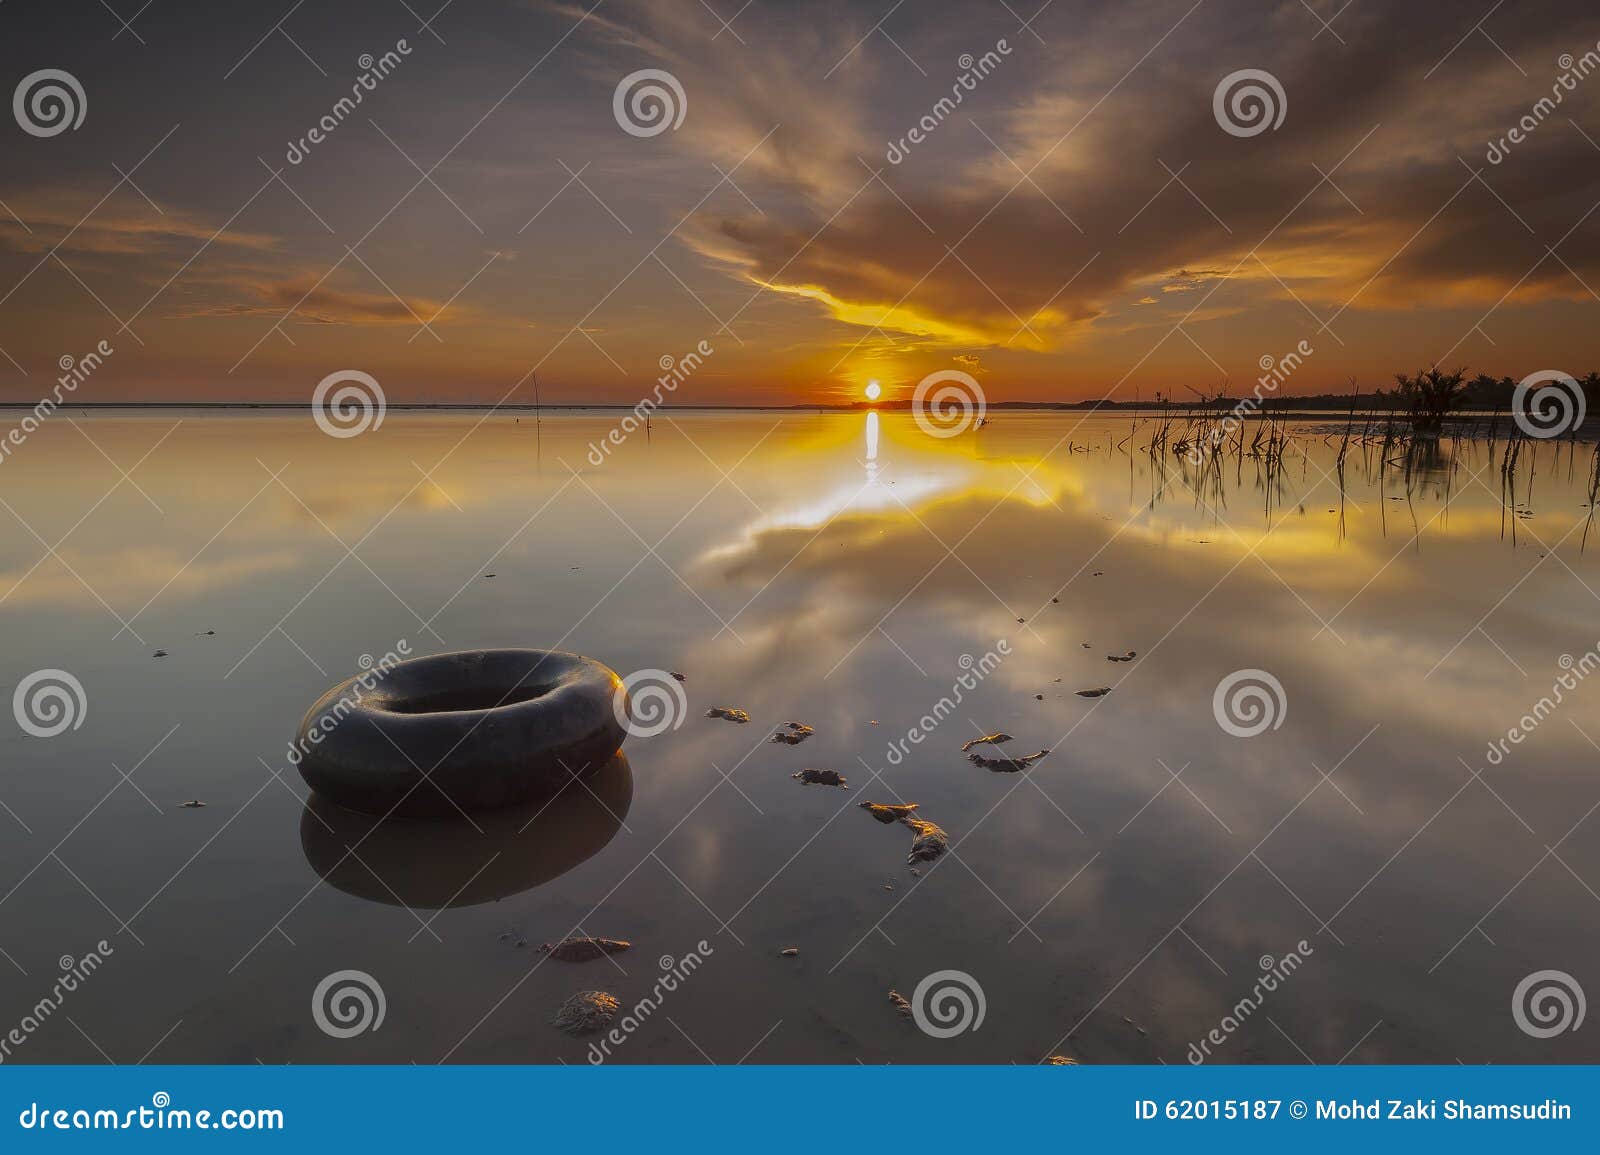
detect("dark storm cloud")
[660,0,1600,349]
[0,0,1597,399]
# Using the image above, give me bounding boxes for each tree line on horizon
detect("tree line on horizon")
[850,371,1597,421]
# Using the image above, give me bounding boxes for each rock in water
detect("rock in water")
[858,801,919,824]
[552,991,620,1035]
[770,721,814,745]
[1075,687,1111,698]
[960,732,1013,752]
[902,817,948,864]
[706,707,751,724]
[793,768,847,788]
[968,749,1050,773]
[888,989,912,1017]
[1047,1055,1081,1065]
[540,936,632,961]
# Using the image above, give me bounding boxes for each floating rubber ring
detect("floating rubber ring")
[293,649,626,818]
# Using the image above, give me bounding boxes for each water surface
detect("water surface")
[2,411,1597,1064]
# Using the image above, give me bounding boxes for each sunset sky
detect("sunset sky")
[2,0,1598,405]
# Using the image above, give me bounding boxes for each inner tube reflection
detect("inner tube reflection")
[300,753,633,909]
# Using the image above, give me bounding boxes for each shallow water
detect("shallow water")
[2,410,1598,1064]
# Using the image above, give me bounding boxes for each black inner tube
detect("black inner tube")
[374,682,558,714]
[292,648,628,818]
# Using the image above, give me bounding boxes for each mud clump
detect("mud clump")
[961,732,1013,752]
[858,801,919,824]
[552,990,620,1035]
[888,989,913,1018]
[859,803,949,864]
[540,936,632,961]
[903,817,948,864]
[706,707,750,724]
[968,748,1049,773]
[793,768,848,788]
[770,722,814,745]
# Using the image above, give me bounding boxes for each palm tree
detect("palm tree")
[1395,367,1469,436]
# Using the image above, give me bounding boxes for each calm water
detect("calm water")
[2,410,1598,1064]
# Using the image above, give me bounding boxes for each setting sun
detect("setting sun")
[865,380,882,401]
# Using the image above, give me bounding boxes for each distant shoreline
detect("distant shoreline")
[0,399,1544,414]
[1,402,1587,431]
